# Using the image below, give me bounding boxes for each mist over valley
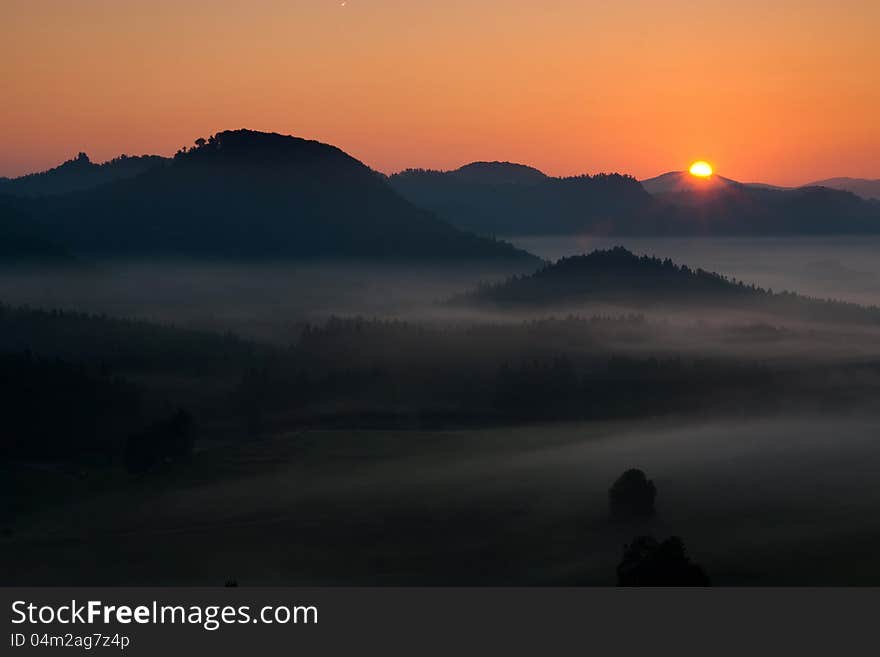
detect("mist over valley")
[3,130,880,587]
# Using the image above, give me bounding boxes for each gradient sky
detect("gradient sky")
[2,0,878,184]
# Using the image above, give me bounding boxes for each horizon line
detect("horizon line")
[2,130,878,189]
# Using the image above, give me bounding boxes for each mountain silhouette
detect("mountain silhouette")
[18,130,537,263]
[647,174,880,201]
[393,164,880,236]
[10,141,879,246]
[457,246,880,323]
[639,170,739,195]
[389,164,652,235]
[806,177,880,201]
[0,152,167,197]
[461,247,758,306]
[638,171,880,236]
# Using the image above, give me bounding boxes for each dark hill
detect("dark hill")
[389,165,652,235]
[25,130,538,263]
[450,161,547,185]
[458,247,880,324]
[463,247,757,306]
[640,170,738,195]
[0,152,167,197]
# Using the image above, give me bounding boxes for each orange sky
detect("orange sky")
[2,0,878,184]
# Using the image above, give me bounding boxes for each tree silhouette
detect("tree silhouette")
[617,536,710,586]
[609,468,656,519]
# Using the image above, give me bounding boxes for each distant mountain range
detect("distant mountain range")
[0,131,537,264]
[389,165,653,236]
[806,177,880,201]
[457,246,880,324]
[392,163,880,237]
[3,134,879,264]
[637,171,880,236]
[644,171,880,201]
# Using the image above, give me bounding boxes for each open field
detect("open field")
[5,413,880,586]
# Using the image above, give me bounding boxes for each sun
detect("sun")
[689,161,713,178]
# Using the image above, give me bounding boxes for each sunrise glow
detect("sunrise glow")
[689,161,714,178]
[1,1,878,184]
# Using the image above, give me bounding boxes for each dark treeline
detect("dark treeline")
[0,303,270,375]
[0,349,197,469]
[0,347,199,473]
[234,316,879,432]
[5,306,880,466]
[0,304,276,465]
[0,351,139,463]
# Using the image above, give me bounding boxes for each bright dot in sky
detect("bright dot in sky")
[689,161,713,178]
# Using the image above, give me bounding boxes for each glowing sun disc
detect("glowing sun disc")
[689,161,713,177]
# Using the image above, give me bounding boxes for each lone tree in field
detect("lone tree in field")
[617,536,710,586]
[609,468,656,519]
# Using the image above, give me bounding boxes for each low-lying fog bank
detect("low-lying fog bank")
[4,249,880,586]
[0,260,528,341]
[4,254,880,349]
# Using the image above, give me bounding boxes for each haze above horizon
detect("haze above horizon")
[2,1,878,185]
